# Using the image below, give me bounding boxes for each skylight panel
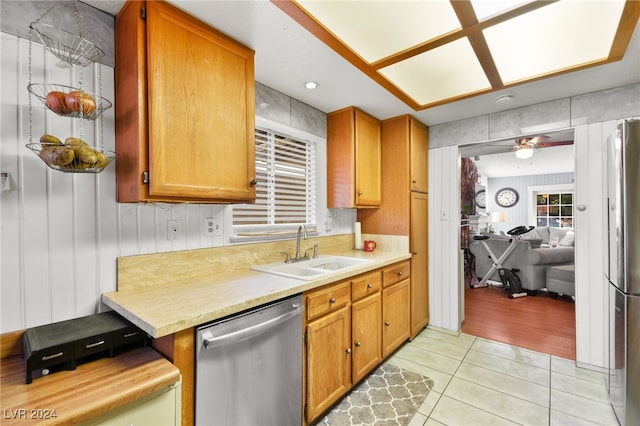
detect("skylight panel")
[470,0,530,21]
[483,0,626,83]
[296,0,461,63]
[379,37,491,105]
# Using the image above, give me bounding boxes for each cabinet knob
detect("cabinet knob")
[250,179,257,186]
[367,283,373,289]
[329,297,336,304]
[384,321,390,327]
[346,348,352,354]
[412,179,417,184]
[412,251,418,256]
[397,271,403,276]
[357,191,363,196]
[355,341,361,347]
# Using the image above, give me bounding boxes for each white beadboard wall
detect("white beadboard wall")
[1,33,120,331]
[486,172,574,231]
[0,33,355,333]
[428,145,461,331]
[573,120,616,369]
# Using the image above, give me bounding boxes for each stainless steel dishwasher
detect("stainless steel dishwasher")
[195,294,304,426]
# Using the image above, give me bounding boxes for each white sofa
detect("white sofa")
[469,227,575,292]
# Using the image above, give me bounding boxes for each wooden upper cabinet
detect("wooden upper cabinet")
[410,118,429,193]
[115,0,256,203]
[327,107,381,208]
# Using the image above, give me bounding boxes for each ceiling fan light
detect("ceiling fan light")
[515,146,534,159]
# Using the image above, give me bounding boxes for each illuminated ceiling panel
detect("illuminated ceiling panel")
[484,1,626,83]
[274,0,640,110]
[380,37,490,105]
[296,0,460,62]
[470,0,528,21]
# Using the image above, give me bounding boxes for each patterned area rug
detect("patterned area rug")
[319,363,434,426]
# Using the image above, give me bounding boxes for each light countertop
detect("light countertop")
[101,250,411,338]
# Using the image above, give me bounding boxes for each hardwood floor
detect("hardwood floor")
[461,284,576,360]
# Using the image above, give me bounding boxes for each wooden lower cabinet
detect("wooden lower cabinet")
[304,263,409,424]
[305,305,351,421]
[152,328,194,426]
[382,279,411,358]
[352,292,382,383]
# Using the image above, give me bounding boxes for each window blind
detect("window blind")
[232,127,317,238]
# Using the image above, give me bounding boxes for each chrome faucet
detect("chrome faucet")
[295,225,308,261]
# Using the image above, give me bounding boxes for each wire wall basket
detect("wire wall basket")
[29,22,104,67]
[28,83,112,120]
[26,141,116,174]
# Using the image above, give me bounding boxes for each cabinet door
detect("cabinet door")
[410,118,429,193]
[90,385,179,425]
[382,279,411,358]
[351,293,382,383]
[306,306,351,422]
[354,109,381,207]
[327,107,381,208]
[147,2,255,201]
[411,192,430,337]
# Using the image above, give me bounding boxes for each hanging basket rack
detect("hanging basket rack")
[25,0,114,174]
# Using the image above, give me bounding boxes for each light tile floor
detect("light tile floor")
[387,328,619,426]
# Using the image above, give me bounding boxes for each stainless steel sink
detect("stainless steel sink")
[252,255,374,280]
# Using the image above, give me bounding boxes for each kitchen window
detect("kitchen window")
[231,122,318,241]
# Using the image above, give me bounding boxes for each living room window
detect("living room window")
[231,122,319,241]
[535,191,574,228]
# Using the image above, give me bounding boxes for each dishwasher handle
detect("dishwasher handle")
[202,303,304,350]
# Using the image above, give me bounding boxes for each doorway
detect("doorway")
[458,129,577,359]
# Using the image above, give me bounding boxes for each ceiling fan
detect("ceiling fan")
[511,135,573,159]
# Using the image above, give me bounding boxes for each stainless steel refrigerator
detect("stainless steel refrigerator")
[606,119,640,426]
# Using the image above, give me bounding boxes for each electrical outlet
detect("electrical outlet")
[167,219,183,240]
[1,172,10,192]
[205,217,223,236]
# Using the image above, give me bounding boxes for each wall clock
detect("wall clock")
[474,189,486,208]
[495,187,519,207]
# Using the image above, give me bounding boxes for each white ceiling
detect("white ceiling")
[83,0,640,127]
[469,143,575,179]
[459,127,575,178]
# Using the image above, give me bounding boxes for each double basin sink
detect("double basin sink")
[252,255,374,281]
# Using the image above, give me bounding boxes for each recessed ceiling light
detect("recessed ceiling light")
[495,94,514,105]
[304,81,319,90]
